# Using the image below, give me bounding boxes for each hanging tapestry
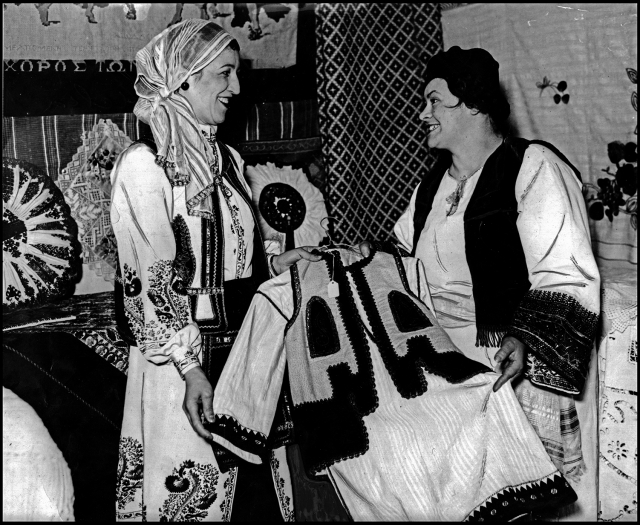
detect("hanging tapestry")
[315,3,443,244]
[2,3,298,68]
[56,118,134,294]
[442,3,637,271]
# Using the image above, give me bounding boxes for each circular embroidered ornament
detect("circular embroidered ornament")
[2,158,81,312]
[259,182,306,233]
[245,162,328,249]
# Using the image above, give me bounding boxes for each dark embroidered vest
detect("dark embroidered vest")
[285,248,489,478]
[412,137,532,347]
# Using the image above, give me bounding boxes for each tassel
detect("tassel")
[475,326,508,348]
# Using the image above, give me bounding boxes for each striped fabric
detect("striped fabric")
[244,100,319,142]
[2,114,141,182]
[2,101,320,181]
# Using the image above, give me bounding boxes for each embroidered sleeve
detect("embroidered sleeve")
[111,146,198,372]
[210,277,292,463]
[510,145,601,394]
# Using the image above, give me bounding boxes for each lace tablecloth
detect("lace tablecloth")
[597,268,637,522]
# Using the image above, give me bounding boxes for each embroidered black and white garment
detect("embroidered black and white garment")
[209,247,578,521]
[110,132,289,522]
[394,143,601,476]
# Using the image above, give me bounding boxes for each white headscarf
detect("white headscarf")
[134,19,235,219]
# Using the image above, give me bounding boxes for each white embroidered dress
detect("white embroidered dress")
[110,129,288,522]
[393,143,601,515]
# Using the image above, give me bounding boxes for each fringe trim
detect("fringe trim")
[475,326,508,348]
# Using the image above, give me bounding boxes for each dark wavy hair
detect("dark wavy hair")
[425,46,511,137]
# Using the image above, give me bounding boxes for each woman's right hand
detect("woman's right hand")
[182,366,214,440]
[358,241,372,257]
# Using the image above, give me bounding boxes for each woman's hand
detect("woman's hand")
[271,246,323,275]
[492,336,526,392]
[182,366,214,440]
[358,241,372,257]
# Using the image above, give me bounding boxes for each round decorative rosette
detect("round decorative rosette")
[3,158,81,312]
[245,162,329,250]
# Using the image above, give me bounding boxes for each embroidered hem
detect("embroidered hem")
[207,413,267,461]
[464,471,577,522]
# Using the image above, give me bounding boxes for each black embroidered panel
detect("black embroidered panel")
[206,413,268,459]
[508,290,599,394]
[306,296,341,358]
[388,290,433,332]
[293,252,378,476]
[464,472,577,522]
[406,336,491,383]
[160,460,219,521]
[171,214,195,296]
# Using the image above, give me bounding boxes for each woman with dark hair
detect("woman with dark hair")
[110,19,320,522]
[367,45,599,502]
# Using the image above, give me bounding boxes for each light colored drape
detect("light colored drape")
[443,3,637,271]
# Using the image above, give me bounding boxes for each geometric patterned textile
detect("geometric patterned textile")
[315,3,443,244]
[443,3,637,271]
[2,114,141,183]
[56,119,133,288]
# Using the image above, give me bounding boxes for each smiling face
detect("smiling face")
[182,46,240,126]
[419,78,469,151]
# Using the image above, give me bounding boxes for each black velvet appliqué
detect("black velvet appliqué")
[171,214,195,296]
[388,290,433,332]
[406,336,491,384]
[292,251,379,477]
[306,296,341,358]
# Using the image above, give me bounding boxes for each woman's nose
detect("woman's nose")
[419,105,431,121]
[229,72,240,95]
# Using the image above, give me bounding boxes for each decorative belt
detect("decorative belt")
[200,331,239,345]
[186,287,224,295]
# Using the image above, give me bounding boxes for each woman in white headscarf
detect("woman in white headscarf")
[111,19,319,521]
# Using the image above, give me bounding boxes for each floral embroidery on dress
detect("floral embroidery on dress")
[147,260,191,329]
[116,436,144,511]
[122,263,145,344]
[219,466,237,522]
[269,451,295,522]
[159,460,219,522]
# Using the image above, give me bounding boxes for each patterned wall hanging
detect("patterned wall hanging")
[2,3,298,68]
[56,119,133,294]
[315,3,443,244]
[245,162,329,251]
[3,157,81,312]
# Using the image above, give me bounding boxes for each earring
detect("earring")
[181,81,189,91]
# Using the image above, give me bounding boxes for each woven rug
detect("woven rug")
[315,3,443,244]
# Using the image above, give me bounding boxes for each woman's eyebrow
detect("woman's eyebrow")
[426,90,440,98]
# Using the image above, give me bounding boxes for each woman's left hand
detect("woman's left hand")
[492,335,526,392]
[271,246,323,275]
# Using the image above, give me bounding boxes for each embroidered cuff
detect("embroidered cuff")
[170,346,201,379]
[207,413,267,462]
[508,290,598,394]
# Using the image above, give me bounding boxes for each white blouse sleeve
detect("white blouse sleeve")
[209,273,293,464]
[509,144,601,394]
[393,184,420,254]
[110,144,200,378]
